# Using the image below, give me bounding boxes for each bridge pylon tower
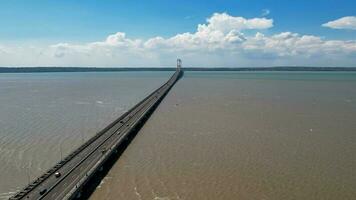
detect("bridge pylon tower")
[177,59,182,69]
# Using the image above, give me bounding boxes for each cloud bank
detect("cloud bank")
[323,16,356,30]
[1,13,356,67]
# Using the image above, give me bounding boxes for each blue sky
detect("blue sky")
[0,0,355,67]
[1,0,355,41]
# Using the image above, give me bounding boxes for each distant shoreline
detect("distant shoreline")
[0,67,356,73]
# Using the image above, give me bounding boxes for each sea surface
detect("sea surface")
[0,71,173,199]
[90,71,356,200]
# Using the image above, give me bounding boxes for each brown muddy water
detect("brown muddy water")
[90,71,356,200]
[0,71,173,199]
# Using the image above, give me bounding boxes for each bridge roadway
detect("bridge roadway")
[11,68,182,200]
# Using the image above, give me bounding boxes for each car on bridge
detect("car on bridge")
[55,172,61,178]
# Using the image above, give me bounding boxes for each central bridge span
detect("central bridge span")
[10,60,183,200]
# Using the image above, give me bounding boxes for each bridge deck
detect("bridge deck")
[10,68,182,200]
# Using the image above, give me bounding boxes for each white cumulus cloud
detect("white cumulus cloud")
[204,12,273,32]
[322,16,356,30]
[144,12,271,51]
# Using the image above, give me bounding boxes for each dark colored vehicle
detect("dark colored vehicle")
[101,149,107,154]
[39,189,47,195]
